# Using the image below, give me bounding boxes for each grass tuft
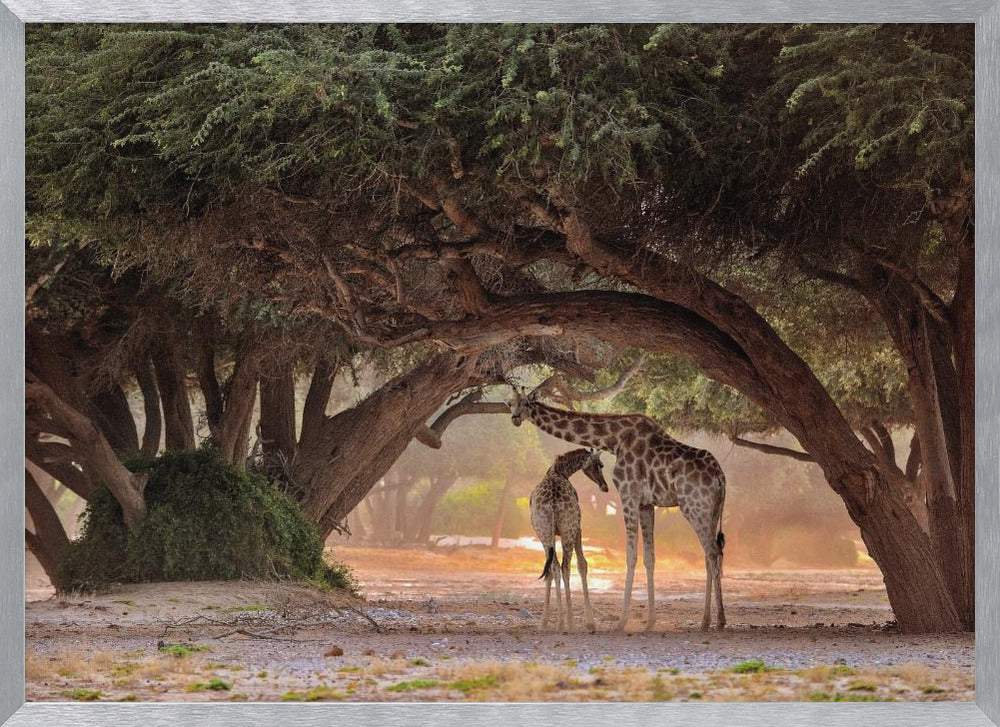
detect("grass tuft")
[730,659,774,674]
[62,688,102,701]
[386,679,440,692]
[159,644,210,658]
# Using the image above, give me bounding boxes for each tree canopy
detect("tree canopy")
[24,23,974,633]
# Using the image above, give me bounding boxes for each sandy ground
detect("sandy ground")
[25,544,974,702]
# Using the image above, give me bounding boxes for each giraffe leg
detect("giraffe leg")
[701,553,714,631]
[714,551,725,630]
[639,505,656,632]
[553,545,563,631]
[540,539,555,631]
[615,505,639,633]
[575,541,596,631]
[561,540,574,632]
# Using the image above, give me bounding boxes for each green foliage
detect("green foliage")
[386,679,440,692]
[58,448,355,592]
[431,480,528,539]
[61,688,102,701]
[187,677,232,692]
[730,659,774,674]
[158,644,210,658]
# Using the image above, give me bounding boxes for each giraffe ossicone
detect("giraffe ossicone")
[509,387,727,632]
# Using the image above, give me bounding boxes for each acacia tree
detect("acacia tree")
[25,23,973,631]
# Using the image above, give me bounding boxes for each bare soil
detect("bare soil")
[25,544,974,702]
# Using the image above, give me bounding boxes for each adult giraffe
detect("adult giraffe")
[508,387,727,631]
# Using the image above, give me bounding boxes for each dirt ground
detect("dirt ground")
[25,544,974,702]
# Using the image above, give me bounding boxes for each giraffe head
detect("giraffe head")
[581,449,609,492]
[507,385,539,427]
[552,448,609,491]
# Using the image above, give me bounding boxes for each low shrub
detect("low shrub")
[58,448,355,593]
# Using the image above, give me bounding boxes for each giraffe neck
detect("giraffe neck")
[551,448,591,477]
[527,402,621,451]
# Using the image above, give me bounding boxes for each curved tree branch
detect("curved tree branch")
[535,353,647,405]
[730,436,814,463]
[415,390,510,449]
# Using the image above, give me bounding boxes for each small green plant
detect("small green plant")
[650,675,672,701]
[159,644,210,658]
[408,657,430,666]
[338,666,362,673]
[731,659,773,674]
[187,677,232,692]
[450,675,500,693]
[689,691,703,699]
[62,688,102,701]
[810,691,892,702]
[280,685,343,701]
[119,694,139,702]
[112,599,137,607]
[848,681,877,692]
[111,661,139,677]
[386,679,440,692]
[922,685,946,694]
[229,693,249,701]
[830,664,857,677]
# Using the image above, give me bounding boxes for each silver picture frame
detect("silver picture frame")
[1,3,997,725]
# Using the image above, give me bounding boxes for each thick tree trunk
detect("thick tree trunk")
[491,474,514,549]
[295,352,478,539]
[833,465,960,632]
[25,468,71,588]
[26,378,148,528]
[394,475,414,544]
[869,270,973,630]
[197,332,260,467]
[951,233,975,629]
[411,472,458,543]
[90,384,140,457]
[551,213,963,632]
[260,363,298,464]
[25,439,96,500]
[218,359,259,468]
[152,339,195,450]
[134,359,162,457]
[301,358,338,437]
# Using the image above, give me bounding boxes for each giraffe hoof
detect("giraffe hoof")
[716,622,727,632]
[585,622,597,633]
[700,623,711,632]
[644,622,656,633]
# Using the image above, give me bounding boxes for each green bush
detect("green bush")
[58,448,355,593]
[431,481,527,538]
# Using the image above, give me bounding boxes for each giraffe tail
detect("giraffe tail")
[539,546,556,580]
[713,474,727,574]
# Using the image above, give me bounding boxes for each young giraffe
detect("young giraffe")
[530,448,609,632]
[509,388,727,632]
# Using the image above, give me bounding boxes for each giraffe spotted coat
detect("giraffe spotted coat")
[529,448,607,632]
[510,390,727,632]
